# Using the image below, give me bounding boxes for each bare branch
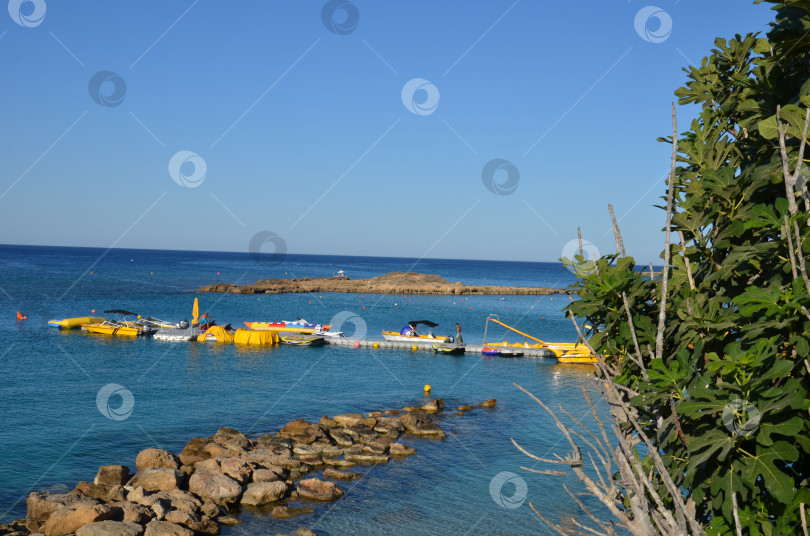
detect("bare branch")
[655,102,678,362]
[609,204,626,257]
[732,492,743,536]
[785,215,799,280]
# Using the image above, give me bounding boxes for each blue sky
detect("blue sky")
[0,1,772,263]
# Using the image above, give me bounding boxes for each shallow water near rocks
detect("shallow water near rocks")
[0,245,609,535]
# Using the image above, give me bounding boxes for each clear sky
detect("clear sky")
[0,0,772,263]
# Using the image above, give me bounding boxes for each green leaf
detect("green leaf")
[742,442,799,503]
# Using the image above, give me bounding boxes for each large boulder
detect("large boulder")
[239,482,288,506]
[219,457,252,484]
[421,398,444,413]
[344,453,388,465]
[212,427,251,451]
[127,469,186,492]
[327,429,353,447]
[295,479,345,502]
[26,492,100,532]
[42,505,115,536]
[164,490,202,515]
[187,472,242,503]
[331,414,364,426]
[136,449,180,471]
[143,520,193,536]
[75,482,126,502]
[278,419,328,445]
[399,414,446,438]
[94,465,130,487]
[76,521,143,536]
[178,438,210,466]
[251,468,281,483]
[389,443,416,456]
[108,501,153,524]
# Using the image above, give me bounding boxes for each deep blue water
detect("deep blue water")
[0,245,608,535]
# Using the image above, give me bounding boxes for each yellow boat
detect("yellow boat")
[49,316,106,330]
[244,320,330,334]
[81,321,143,337]
[557,355,599,364]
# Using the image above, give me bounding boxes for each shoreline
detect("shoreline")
[200,271,569,296]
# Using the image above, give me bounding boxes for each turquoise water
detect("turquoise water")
[0,245,608,535]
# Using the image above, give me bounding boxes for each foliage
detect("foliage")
[565,1,810,534]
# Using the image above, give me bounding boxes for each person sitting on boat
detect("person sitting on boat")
[199,313,214,330]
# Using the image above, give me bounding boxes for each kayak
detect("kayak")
[281,335,325,346]
[49,316,106,330]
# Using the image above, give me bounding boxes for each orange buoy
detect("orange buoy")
[353,341,360,348]
[16,311,27,321]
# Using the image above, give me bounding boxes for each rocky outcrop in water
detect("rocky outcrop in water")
[14,398,497,536]
[200,271,567,296]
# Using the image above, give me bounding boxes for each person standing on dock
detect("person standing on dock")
[455,323,464,346]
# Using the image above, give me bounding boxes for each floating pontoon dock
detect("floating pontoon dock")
[323,337,558,358]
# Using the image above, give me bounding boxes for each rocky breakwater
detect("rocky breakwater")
[200,271,567,296]
[9,397,495,536]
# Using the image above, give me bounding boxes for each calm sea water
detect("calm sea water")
[0,245,609,535]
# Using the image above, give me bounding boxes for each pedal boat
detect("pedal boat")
[280,334,326,346]
[382,320,452,345]
[432,344,465,355]
[244,319,330,334]
[49,316,106,330]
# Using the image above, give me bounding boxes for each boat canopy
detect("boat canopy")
[104,309,138,316]
[408,320,438,328]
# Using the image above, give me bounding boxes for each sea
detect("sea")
[0,245,610,535]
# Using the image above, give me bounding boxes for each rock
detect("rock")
[136,449,181,471]
[357,417,377,428]
[399,414,446,438]
[241,449,299,469]
[178,438,210,466]
[321,458,355,468]
[345,454,388,465]
[94,466,130,487]
[127,469,186,492]
[421,398,444,413]
[26,492,101,532]
[295,479,345,502]
[401,406,422,413]
[75,482,125,502]
[250,469,279,483]
[295,528,317,536]
[322,469,361,481]
[457,405,473,411]
[296,454,324,467]
[373,417,405,436]
[383,409,400,416]
[162,509,216,534]
[42,505,115,536]
[318,416,338,428]
[76,521,143,536]
[389,443,417,456]
[368,411,382,418]
[194,458,221,473]
[178,465,194,477]
[199,502,225,520]
[278,419,328,445]
[202,443,239,459]
[240,482,289,506]
[188,472,242,503]
[331,413,364,425]
[219,457,252,484]
[253,436,294,455]
[212,427,251,451]
[218,516,240,526]
[109,501,153,524]
[479,399,497,408]
[143,520,193,536]
[270,506,314,520]
[327,429,354,447]
[164,490,201,515]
